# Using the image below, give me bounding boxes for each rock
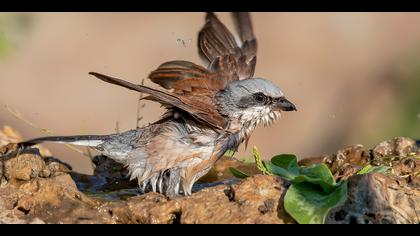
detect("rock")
[303,144,371,179]
[16,174,113,224]
[300,137,419,180]
[327,173,420,224]
[3,153,46,182]
[101,192,179,224]
[1,139,294,224]
[179,175,293,224]
[44,157,72,174]
[0,126,52,157]
[0,174,101,223]
[0,160,3,181]
[1,151,71,185]
[1,128,419,224]
[101,175,293,224]
[373,137,418,159]
[299,137,420,224]
[0,173,115,224]
[391,155,420,189]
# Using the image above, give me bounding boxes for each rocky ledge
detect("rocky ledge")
[0,126,419,224]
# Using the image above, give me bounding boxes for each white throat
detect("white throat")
[227,107,281,141]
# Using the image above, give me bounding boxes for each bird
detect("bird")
[14,12,296,197]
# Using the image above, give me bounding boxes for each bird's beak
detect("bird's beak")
[276,97,297,111]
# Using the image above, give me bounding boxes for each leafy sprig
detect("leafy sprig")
[229,146,389,224]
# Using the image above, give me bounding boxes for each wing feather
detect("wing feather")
[89,13,258,130]
[198,12,257,81]
[89,72,226,129]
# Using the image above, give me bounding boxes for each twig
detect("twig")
[136,78,146,128]
[4,104,88,157]
[115,120,120,134]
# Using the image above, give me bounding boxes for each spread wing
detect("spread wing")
[90,13,257,130]
[149,60,227,93]
[199,12,257,81]
[89,72,226,129]
[150,12,257,94]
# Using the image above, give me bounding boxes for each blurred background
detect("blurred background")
[0,13,419,174]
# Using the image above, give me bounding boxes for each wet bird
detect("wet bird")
[16,13,296,197]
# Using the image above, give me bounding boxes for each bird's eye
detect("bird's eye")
[253,93,267,104]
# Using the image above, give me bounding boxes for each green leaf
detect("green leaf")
[229,167,250,179]
[253,146,272,175]
[243,147,351,224]
[271,154,299,175]
[297,164,336,193]
[284,180,348,224]
[264,162,296,181]
[357,165,391,175]
[266,156,336,194]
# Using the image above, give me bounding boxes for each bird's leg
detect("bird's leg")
[164,167,183,197]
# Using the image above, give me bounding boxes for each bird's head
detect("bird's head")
[217,78,296,133]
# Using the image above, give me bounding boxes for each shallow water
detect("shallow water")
[71,171,240,201]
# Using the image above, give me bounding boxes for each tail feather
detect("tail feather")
[18,135,108,149]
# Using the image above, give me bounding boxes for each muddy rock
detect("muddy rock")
[101,175,293,224]
[179,175,293,224]
[3,153,46,182]
[0,126,52,157]
[1,139,293,223]
[301,137,420,224]
[101,192,179,224]
[1,150,71,185]
[1,174,116,223]
[372,137,418,159]
[1,129,420,224]
[327,173,420,224]
[300,137,419,180]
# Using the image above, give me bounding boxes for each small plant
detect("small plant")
[356,164,390,175]
[229,146,388,224]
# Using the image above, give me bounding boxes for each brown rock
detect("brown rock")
[373,137,418,159]
[391,155,420,188]
[179,175,294,224]
[327,173,420,224]
[44,157,72,176]
[101,193,179,224]
[11,174,114,224]
[0,160,3,181]
[0,125,52,157]
[1,128,419,224]
[301,144,371,179]
[3,153,46,182]
[101,175,293,224]
[0,173,103,224]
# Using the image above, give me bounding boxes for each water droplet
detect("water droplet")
[176,37,192,47]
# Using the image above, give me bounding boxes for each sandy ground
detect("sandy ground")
[1,13,420,174]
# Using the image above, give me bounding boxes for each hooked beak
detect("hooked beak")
[276,97,297,111]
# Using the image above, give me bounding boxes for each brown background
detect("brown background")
[1,13,419,174]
